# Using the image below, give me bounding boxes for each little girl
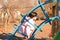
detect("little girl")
[18,12,37,38]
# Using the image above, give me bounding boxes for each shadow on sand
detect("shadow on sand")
[0,33,47,40]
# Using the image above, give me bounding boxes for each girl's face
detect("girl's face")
[33,17,37,20]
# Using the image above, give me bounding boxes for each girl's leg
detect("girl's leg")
[26,27,32,38]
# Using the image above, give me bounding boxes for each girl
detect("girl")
[18,12,37,38]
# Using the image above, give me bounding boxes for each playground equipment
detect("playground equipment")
[4,0,59,40]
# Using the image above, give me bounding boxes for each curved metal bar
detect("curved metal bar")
[39,0,51,24]
[50,16,60,21]
[40,4,51,24]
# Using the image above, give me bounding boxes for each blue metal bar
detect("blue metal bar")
[38,0,51,24]
[50,16,60,21]
[40,4,51,24]
[38,0,40,4]
[40,5,49,19]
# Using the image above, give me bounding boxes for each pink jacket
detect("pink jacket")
[19,17,35,37]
